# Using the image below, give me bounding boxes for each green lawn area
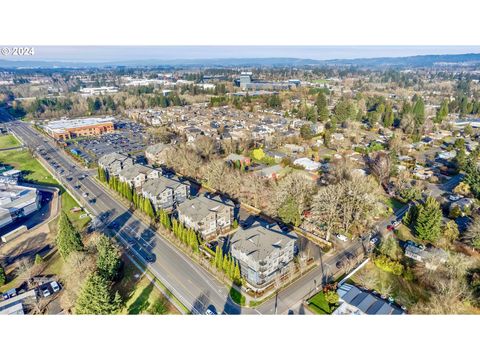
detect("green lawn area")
[385,197,406,212]
[0,149,57,185]
[61,192,91,230]
[115,256,179,315]
[229,287,246,306]
[308,291,333,314]
[349,262,428,308]
[0,134,21,149]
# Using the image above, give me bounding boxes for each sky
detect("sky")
[9,46,480,62]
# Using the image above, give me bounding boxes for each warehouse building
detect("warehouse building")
[0,184,41,230]
[43,117,115,140]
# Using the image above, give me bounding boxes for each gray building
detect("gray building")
[145,143,170,165]
[230,222,297,288]
[98,152,134,176]
[141,176,190,210]
[177,195,234,238]
[0,184,41,229]
[118,164,160,188]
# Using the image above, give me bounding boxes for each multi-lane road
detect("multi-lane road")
[9,120,369,315]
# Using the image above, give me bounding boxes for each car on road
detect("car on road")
[88,198,96,204]
[79,175,86,180]
[205,305,217,315]
[51,281,60,293]
[336,260,345,269]
[82,192,89,197]
[336,234,348,242]
[42,288,51,297]
[66,177,73,181]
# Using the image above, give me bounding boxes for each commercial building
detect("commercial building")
[0,184,41,229]
[230,222,297,288]
[43,117,115,140]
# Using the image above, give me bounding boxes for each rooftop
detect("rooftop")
[44,116,115,133]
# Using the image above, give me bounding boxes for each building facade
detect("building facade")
[43,117,114,140]
[98,152,134,176]
[141,176,190,210]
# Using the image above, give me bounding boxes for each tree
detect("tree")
[444,220,460,244]
[379,235,402,261]
[383,103,394,128]
[278,196,302,227]
[368,152,391,186]
[300,124,314,139]
[435,99,449,123]
[324,290,339,305]
[414,196,442,242]
[75,273,122,315]
[0,264,6,286]
[95,234,121,281]
[34,254,44,265]
[251,148,265,161]
[56,212,83,260]
[144,198,156,219]
[315,92,329,122]
[412,97,425,126]
[463,216,480,249]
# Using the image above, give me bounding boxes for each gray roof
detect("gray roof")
[259,164,283,177]
[338,284,404,315]
[118,164,155,180]
[98,152,130,167]
[230,222,297,262]
[225,153,248,162]
[177,195,233,222]
[146,143,169,156]
[142,176,187,196]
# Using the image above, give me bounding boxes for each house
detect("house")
[177,195,234,238]
[141,176,190,210]
[284,144,305,154]
[449,197,475,213]
[404,244,448,270]
[98,152,134,176]
[293,157,321,171]
[230,222,297,288]
[437,150,457,161]
[257,164,283,179]
[118,164,160,188]
[265,150,287,162]
[333,283,404,315]
[145,143,170,165]
[224,153,251,167]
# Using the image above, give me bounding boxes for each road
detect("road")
[9,120,371,315]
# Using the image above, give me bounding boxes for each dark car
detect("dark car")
[336,260,344,269]
[205,305,217,315]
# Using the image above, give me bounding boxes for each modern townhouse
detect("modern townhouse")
[141,176,190,210]
[230,222,297,288]
[98,152,134,176]
[118,164,160,188]
[177,194,234,238]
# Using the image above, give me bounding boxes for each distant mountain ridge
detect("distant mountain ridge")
[1,53,480,69]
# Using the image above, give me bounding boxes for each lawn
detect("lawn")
[115,256,180,315]
[308,291,333,314]
[385,197,406,212]
[61,192,91,230]
[349,262,428,308]
[0,149,57,186]
[0,134,21,149]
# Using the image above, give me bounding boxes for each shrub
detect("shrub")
[373,255,404,276]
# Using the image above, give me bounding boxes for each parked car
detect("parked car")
[392,220,401,228]
[51,281,60,293]
[82,192,88,198]
[42,288,51,297]
[205,305,217,315]
[449,194,463,201]
[370,237,380,246]
[336,234,348,242]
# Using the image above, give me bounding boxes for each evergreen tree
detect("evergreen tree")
[75,273,122,315]
[228,257,235,279]
[144,198,156,219]
[0,264,6,286]
[56,212,83,260]
[435,99,449,123]
[233,260,241,283]
[414,197,442,242]
[383,103,394,128]
[222,254,229,272]
[215,246,223,269]
[34,254,44,265]
[96,234,121,281]
[412,97,425,126]
[315,92,329,122]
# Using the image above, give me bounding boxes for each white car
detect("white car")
[336,234,348,242]
[449,194,463,201]
[50,281,60,293]
[42,288,51,297]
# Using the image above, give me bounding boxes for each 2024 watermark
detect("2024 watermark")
[1,47,35,56]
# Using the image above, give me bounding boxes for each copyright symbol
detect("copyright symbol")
[1,48,10,56]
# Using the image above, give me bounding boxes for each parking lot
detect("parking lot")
[65,120,152,164]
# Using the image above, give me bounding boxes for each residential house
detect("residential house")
[118,164,160,188]
[145,143,170,165]
[177,195,234,238]
[98,152,134,176]
[224,153,251,167]
[257,164,283,179]
[141,176,190,210]
[333,283,404,315]
[404,244,448,270]
[293,157,321,171]
[230,222,297,288]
